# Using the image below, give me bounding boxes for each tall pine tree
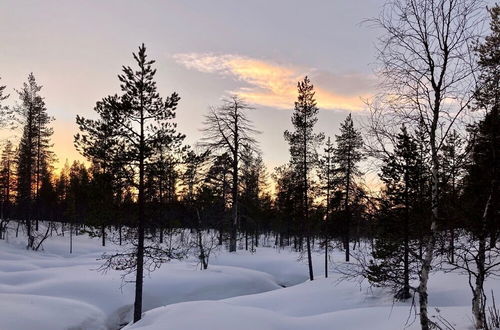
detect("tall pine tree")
[15,73,54,249]
[75,44,184,323]
[284,76,324,280]
[334,113,363,262]
[0,140,15,238]
[319,136,337,277]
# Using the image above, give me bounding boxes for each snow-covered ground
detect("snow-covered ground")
[0,226,497,330]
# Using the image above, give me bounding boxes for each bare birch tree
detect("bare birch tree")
[368,0,484,328]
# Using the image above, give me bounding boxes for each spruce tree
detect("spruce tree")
[272,164,301,248]
[15,73,54,249]
[181,149,210,268]
[0,77,9,128]
[240,148,267,251]
[145,142,185,238]
[284,76,324,280]
[458,6,500,326]
[319,136,337,277]
[369,126,423,299]
[439,130,465,262]
[0,141,15,238]
[334,113,363,262]
[205,152,232,245]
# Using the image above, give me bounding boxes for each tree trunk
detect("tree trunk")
[70,223,73,254]
[472,234,487,330]
[325,155,330,279]
[344,165,351,262]
[196,209,208,270]
[133,108,146,323]
[403,169,410,299]
[229,162,238,252]
[101,225,105,247]
[245,230,248,250]
[472,187,494,330]
[418,144,439,330]
[229,106,239,253]
[303,113,314,281]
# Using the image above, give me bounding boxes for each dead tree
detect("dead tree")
[200,95,259,252]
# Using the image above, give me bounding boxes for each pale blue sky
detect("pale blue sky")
[0,0,382,170]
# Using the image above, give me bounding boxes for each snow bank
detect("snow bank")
[0,235,281,329]
[125,275,481,330]
[2,229,498,330]
[125,301,474,330]
[0,293,107,330]
[125,248,500,330]
[211,247,314,286]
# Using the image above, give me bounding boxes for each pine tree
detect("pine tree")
[240,148,268,251]
[439,130,465,262]
[334,113,363,262]
[0,141,15,238]
[272,164,301,248]
[319,136,337,277]
[369,126,423,300]
[145,141,185,238]
[284,76,324,280]
[55,161,70,222]
[65,161,90,226]
[37,172,56,223]
[0,80,11,238]
[0,77,9,129]
[181,149,210,268]
[205,152,232,245]
[75,44,183,323]
[75,99,128,245]
[14,73,54,249]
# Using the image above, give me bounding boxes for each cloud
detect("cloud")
[173,53,374,111]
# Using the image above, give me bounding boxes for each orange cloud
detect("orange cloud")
[173,53,372,111]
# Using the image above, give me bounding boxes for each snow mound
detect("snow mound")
[123,269,492,330]
[125,300,474,330]
[0,293,107,330]
[2,232,495,330]
[0,239,282,329]
[211,248,313,286]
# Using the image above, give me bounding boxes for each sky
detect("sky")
[0,0,382,173]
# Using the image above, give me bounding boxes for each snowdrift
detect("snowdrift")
[1,230,499,330]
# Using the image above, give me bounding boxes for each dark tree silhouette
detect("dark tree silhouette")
[75,44,184,323]
[334,114,363,262]
[200,95,258,252]
[285,76,324,281]
[14,73,54,249]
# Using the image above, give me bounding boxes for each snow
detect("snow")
[124,273,480,330]
[0,231,281,329]
[124,302,472,330]
[1,227,499,330]
[0,293,107,330]
[210,248,313,287]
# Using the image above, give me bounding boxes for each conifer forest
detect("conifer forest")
[0,0,499,329]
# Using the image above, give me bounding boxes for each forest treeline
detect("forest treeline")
[0,0,499,329]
